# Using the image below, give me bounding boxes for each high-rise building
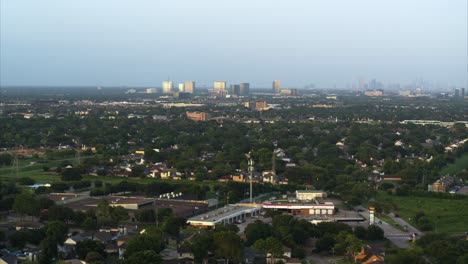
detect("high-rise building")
[184,81,195,93]
[178,83,185,92]
[358,79,365,90]
[230,84,240,95]
[239,83,250,95]
[214,81,226,91]
[273,80,280,94]
[162,81,173,94]
[461,88,465,98]
[454,88,460,98]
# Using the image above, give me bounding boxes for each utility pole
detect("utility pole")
[248,152,255,204]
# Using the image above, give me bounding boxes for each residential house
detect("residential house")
[262,170,277,184]
[354,244,385,264]
[266,246,292,264]
[217,175,232,182]
[232,172,247,183]
[0,251,17,264]
[177,247,194,264]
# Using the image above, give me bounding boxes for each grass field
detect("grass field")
[441,153,468,175]
[376,192,468,234]
[0,157,81,183]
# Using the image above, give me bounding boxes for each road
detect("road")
[387,212,424,237]
[354,206,422,249]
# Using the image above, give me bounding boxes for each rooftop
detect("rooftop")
[296,190,325,193]
[188,204,260,224]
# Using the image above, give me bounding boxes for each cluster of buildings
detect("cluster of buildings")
[428,175,455,192]
[187,190,335,229]
[161,81,196,94]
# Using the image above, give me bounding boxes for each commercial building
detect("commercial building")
[262,202,335,216]
[280,89,297,96]
[50,194,208,219]
[399,90,411,96]
[187,204,262,228]
[273,80,281,94]
[230,83,250,96]
[239,83,250,95]
[184,81,195,93]
[255,100,268,111]
[364,89,384,97]
[146,88,156,94]
[186,111,208,121]
[214,81,226,91]
[162,81,173,94]
[230,84,240,95]
[295,190,327,200]
[178,83,185,92]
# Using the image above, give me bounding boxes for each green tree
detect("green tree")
[366,225,384,241]
[315,234,335,252]
[110,206,129,223]
[96,199,111,224]
[85,251,105,263]
[386,249,425,264]
[39,237,58,264]
[253,237,283,264]
[46,221,68,246]
[189,232,214,263]
[76,240,105,259]
[124,250,162,264]
[61,167,82,181]
[333,231,362,257]
[124,234,165,259]
[13,192,39,217]
[245,220,273,246]
[213,231,243,264]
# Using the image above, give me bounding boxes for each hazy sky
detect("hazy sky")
[1,0,467,88]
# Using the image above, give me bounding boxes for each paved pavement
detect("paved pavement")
[387,212,424,237]
[353,206,421,249]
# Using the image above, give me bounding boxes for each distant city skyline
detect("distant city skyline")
[1,0,467,88]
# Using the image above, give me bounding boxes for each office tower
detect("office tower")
[178,83,185,92]
[358,79,365,90]
[239,83,250,95]
[162,81,173,94]
[230,84,240,95]
[369,79,377,90]
[461,88,465,98]
[184,81,195,93]
[273,80,280,94]
[454,88,460,98]
[214,81,226,91]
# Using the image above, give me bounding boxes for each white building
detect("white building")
[262,202,334,216]
[214,81,226,91]
[187,204,261,228]
[295,190,327,200]
[146,88,156,94]
[178,83,185,92]
[162,81,173,94]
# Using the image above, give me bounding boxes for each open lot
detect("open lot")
[376,192,468,234]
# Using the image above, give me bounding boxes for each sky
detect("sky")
[1,0,467,89]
